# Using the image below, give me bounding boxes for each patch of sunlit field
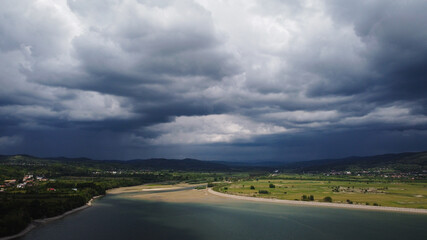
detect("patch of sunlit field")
[218,179,427,209]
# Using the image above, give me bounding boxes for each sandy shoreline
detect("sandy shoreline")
[109,184,427,214]
[208,188,427,214]
[107,183,205,194]
[0,195,102,240]
[141,187,184,191]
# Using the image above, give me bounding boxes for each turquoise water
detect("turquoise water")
[21,191,427,240]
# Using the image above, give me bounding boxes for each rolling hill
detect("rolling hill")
[280,151,427,173]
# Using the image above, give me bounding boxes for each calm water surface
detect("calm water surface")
[21,190,427,240]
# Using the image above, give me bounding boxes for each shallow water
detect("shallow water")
[21,190,427,240]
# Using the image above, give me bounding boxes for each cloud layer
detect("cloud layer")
[1,0,426,161]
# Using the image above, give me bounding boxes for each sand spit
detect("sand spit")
[107,183,205,194]
[114,185,427,214]
[142,187,185,191]
[208,188,427,214]
[124,188,227,204]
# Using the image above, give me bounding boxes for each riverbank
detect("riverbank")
[0,195,102,240]
[208,188,427,214]
[2,183,202,239]
[2,182,192,239]
[14,186,427,240]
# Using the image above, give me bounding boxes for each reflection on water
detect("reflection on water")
[21,189,427,240]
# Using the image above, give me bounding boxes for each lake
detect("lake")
[20,188,427,240]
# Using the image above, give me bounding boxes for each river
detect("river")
[20,188,427,240]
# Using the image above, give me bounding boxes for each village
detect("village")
[322,169,426,180]
[0,174,51,192]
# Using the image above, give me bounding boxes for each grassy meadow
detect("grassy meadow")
[215,178,427,209]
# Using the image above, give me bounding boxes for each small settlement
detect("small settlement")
[0,174,49,192]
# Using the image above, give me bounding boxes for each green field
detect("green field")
[215,179,427,209]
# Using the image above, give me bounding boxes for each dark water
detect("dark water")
[21,192,427,240]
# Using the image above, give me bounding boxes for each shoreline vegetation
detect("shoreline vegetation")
[0,195,102,240]
[0,169,231,239]
[0,177,149,239]
[1,183,205,240]
[2,183,203,240]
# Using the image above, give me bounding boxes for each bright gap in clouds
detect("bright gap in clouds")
[143,114,287,145]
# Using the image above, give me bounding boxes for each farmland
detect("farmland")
[214,177,427,209]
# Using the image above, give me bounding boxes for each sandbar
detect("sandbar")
[107,183,204,194]
[113,184,427,214]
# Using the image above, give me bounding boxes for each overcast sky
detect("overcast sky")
[1,0,427,162]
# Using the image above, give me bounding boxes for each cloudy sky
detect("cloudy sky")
[1,0,427,162]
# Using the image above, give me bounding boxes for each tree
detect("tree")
[250,185,255,190]
[309,195,314,201]
[269,183,275,188]
[323,196,332,202]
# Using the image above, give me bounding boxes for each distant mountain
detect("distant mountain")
[280,151,427,173]
[214,161,284,167]
[0,155,231,171]
[1,151,426,173]
[126,158,230,171]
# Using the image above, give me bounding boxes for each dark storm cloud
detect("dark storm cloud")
[0,0,426,160]
[318,0,427,102]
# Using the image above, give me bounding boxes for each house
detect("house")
[4,180,17,186]
[23,174,33,181]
